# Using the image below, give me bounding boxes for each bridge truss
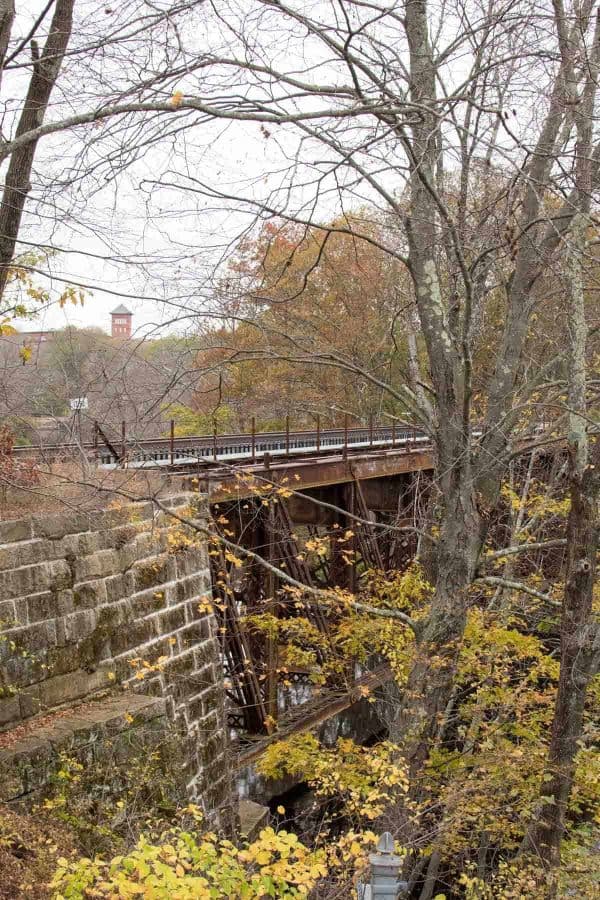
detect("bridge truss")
[209,470,422,738]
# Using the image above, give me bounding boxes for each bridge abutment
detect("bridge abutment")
[0,494,231,825]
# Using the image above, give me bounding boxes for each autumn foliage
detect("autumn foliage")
[192,217,415,430]
[0,426,39,501]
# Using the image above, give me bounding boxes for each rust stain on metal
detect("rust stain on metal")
[232,665,392,769]
[202,448,434,503]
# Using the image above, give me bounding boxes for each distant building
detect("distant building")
[12,329,56,364]
[111,304,133,339]
[19,329,54,346]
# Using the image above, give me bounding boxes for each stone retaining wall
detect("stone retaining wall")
[0,694,170,805]
[0,494,229,816]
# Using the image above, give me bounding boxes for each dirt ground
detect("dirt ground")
[0,805,77,899]
[0,463,176,521]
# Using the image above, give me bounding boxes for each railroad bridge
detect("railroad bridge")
[76,423,433,745]
[13,425,434,749]
[188,431,433,742]
[4,424,545,814]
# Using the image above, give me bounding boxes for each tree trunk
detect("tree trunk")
[0,0,14,83]
[0,0,74,301]
[521,214,600,870]
[520,443,599,869]
[399,0,487,804]
[393,446,481,776]
[400,489,481,775]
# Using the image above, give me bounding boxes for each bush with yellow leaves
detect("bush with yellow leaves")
[51,822,328,899]
[258,734,408,821]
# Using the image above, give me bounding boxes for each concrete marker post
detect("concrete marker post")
[357,832,408,899]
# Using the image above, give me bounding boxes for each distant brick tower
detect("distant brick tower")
[111,304,132,339]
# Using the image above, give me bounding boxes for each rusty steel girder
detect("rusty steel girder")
[189,447,434,503]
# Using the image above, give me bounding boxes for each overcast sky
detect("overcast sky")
[7,1,300,339]
[5,0,541,342]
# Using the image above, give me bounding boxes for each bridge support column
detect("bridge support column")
[327,483,357,592]
[265,499,279,730]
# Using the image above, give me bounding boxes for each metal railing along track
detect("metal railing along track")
[13,424,430,469]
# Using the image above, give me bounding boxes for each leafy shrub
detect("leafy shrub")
[52,821,328,899]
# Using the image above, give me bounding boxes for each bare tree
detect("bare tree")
[141,0,600,798]
[0,0,222,319]
[2,0,600,878]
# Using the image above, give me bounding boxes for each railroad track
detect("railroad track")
[14,424,430,468]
